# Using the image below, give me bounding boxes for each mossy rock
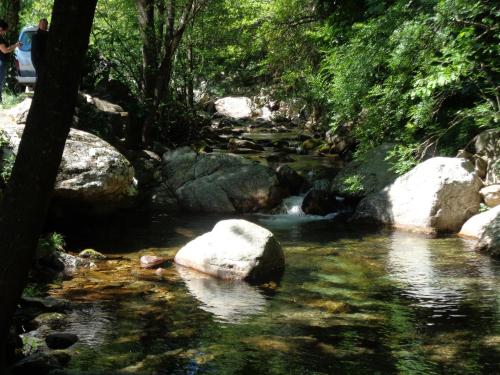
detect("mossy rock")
[331,143,399,198]
[33,312,67,329]
[317,143,332,154]
[301,139,322,151]
[78,249,106,260]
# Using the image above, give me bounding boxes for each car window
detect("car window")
[19,31,35,52]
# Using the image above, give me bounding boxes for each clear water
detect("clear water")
[46,211,500,374]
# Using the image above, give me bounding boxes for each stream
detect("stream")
[40,203,500,374]
[31,126,500,374]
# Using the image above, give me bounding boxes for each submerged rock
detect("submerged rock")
[1,122,137,214]
[160,147,282,213]
[9,352,64,375]
[352,157,483,233]
[175,219,284,282]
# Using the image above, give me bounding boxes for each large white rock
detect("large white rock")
[174,219,284,282]
[459,205,500,238]
[352,157,483,233]
[1,122,136,213]
[215,97,253,119]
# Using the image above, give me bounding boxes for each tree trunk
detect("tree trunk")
[1,0,20,40]
[0,0,97,368]
[135,0,205,144]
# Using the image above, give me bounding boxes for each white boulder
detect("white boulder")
[352,157,483,233]
[175,219,284,282]
[1,122,136,213]
[459,205,500,238]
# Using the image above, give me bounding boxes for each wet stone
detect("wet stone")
[140,255,167,269]
[45,332,78,349]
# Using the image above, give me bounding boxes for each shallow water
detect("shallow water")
[48,212,500,374]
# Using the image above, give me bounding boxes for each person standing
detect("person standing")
[0,20,20,103]
[31,18,49,75]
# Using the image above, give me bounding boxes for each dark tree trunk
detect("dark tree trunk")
[135,0,206,144]
[0,0,97,368]
[1,0,20,40]
[135,0,157,144]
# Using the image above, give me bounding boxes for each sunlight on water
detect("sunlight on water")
[387,232,463,308]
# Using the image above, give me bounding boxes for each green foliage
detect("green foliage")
[21,336,40,355]
[22,283,46,297]
[37,232,66,256]
[479,203,490,213]
[317,0,499,161]
[341,175,363,194]
[16,0,498,159]
[386,144,419,175]
[0,129,14,187]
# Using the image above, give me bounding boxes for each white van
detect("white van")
[14,26,37,87]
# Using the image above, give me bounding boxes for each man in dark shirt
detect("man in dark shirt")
[31,18,49,75]
[0,20,21,103]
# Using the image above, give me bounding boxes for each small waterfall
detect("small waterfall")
[281,195,306,216]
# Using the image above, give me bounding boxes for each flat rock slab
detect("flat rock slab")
[174,219,284,282]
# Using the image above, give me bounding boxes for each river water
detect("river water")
[46,205,500,374]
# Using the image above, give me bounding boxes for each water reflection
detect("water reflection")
[176,265,268,324]
[66,304,115,346]
[387,231,463,309]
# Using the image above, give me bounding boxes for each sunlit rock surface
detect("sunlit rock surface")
[459,205,500,239]
[215,96,253,119]
[352,157,483,233]
[472,208,500,258]
[175,219,284,282]
[1,122,137,213]
[480,184,500,207]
